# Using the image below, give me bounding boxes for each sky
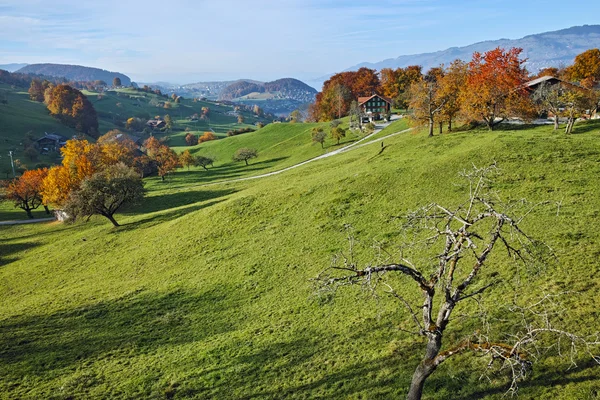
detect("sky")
[0,0,598,84]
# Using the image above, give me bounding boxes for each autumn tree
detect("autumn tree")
[233,148,258,166]
[237,114,245,124]
[317,165,600,400]
[144,136,180,180]
[311,127,326,148]
[437,60,468,132]
[185,132,198,146]
[460,47,533,130]
[313,68,380,121]
[45,84,99,137]
[2,168,49,218]
[330,126,346,145]
[565,48,600,88]
[113,77,122,87]
[28,79,45,102]
[199,132,217,143]
[380,66,423,108]
[126,117,145,131]
[561,89,597,134]
[289,109,303,123]
[64,163,144,227]
[179,150,195,170]
[408,68,446,137]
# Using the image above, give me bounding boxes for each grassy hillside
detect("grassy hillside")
[0,84,77,174]
[0,84,269,172]
[1,122,599,399]
[83,88,267,145]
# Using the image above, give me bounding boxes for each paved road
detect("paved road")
[0,217,56,226]
[194,117,411,188]
[0,118,411,224]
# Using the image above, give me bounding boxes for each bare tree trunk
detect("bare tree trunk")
[105,214,120,227]
[44,205,50,214]
[428,117,434,137]
[25,208,33,219]
[407,334,442,400]
[448,119,452,132]
[439,121,443,134]
[553,115,559,131]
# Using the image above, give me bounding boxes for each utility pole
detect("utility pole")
[8,150,15,178]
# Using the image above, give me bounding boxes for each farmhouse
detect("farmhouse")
[36,132,68,153]
[358,94,391,122]
[146,119,166,129]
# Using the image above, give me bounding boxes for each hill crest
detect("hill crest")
[17,63,131,86]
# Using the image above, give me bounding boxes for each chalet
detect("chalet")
[146,119,166,129]
[358,94,392,122]
[36,133,68,153]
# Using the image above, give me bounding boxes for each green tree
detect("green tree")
[233,148,258,166]
[330,126,346,145]
[196,155,215,170]
[113,77,122,87]
[164,114,173,132]
[289,109,302,123]
[64,163,145,227]
[312,127,327,149]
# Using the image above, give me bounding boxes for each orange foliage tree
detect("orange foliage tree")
[460,47,534,131]
[3,168,49,218]
[144,137,180,180]
[44,84,99,137]
[42,135,141,207]
[311,68,380,121]
[565,48,600,88]
[380,65,423,108]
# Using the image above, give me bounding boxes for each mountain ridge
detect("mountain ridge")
[347,24,600,73]
[16,63,131,86]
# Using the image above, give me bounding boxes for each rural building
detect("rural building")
[36,132,68,153]
[146,119,166,129]
[358,94,391,122]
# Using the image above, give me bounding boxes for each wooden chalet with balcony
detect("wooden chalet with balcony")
[358,94,392,122]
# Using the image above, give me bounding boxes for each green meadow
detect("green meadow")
[1,120,599,398]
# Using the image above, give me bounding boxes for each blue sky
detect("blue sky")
[0,0,597,83]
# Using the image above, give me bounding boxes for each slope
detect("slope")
[1,121,599,399]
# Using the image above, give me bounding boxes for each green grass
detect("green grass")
[1,121,600,399]
[0,84,270,171]
[0,84,76,173]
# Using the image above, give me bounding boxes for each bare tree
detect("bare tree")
[315,165,599,400]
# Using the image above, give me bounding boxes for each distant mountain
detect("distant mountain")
[219,78,317,103]
[0,63,28,72]
[306,25,600,90]
[16,63,131,86]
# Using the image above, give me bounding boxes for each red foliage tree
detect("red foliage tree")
[460,47,534,130]
[3,168,49,218]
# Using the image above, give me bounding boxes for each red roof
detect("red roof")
[358,94,391,106]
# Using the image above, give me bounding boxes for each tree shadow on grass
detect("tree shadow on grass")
[443,357,600,399]
[131,189,237,215]
[571,120,600,135]
[157,157,290,189]
[116,200,225,232]
[0,288,243,381]
[0,239,41,267]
